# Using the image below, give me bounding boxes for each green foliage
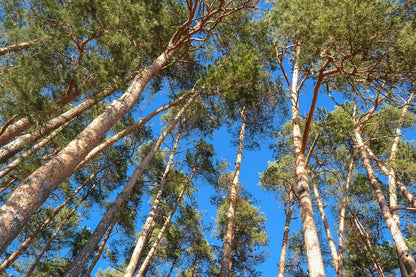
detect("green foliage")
[214,195,269,276]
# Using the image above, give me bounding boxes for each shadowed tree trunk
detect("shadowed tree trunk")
[84,220,117,277]
[219,107,246,277]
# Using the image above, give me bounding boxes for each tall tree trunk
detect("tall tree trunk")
[84,220,117,277]
[136,168,196,277]
[0,49,175,255]
[278,190,294,277]
[219,107,246,277]
[124,132,181,277]
[310,172,339,274]
[354,126,416,276]
[337,152,355,277]
[0,165,108,273]
[387,92,414,277]
[290,47,325,277]
[64,94,197,277]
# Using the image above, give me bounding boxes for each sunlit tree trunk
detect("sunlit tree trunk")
[337,152,355,277]
[310,172,339,274]
[278,190,294,277]
[136,168,196,277]
[354,126,416,276]
[290,47,325,277]
[124,132,181,277]
[0,49,175,255]
[64,94,197,277]
[0,39,38,56]
[219,107,246,277]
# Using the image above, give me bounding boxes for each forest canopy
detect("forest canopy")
[0,0,416,276]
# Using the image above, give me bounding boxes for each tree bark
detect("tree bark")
[74,91,191,173]
[136,168,196,277]
[0,120,71,179]
[0,40,38,56]
[311,172,339,274]
[0,49,175,255]
[354,126,416,276]
[337,152,355,277]
[124,132,181,277]
[219,107,246,277]
[278,190,294,277]
[63,94,197,277]
[290,47,325,277]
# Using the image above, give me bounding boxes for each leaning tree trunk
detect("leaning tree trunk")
[354,126,416,276]
[124,131,181,277]
[0,48,175,255]
[290,47,325,277]
[219,107,246,277]
[278,190,294,277]
[84,219,117,277]
[63,94,197,277]
[136,168,196,277]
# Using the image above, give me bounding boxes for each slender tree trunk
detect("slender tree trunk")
[64,94,197,277]
[84,220,117,277]
[310,172,339,273]
[337,152,355,277]
[0,165,108,273]
[136,168,196,277]
[290,47,325,277]
[0,78,126,163]
[166,257,178,277]
[278,190,294,277]
[0,49,175,255]
[354,126,416,276]
[219,107,246,277]
[388,92,414,277]
[363,144,416,209]
[25,182,97,277]
[74,91,191,173]
[124,132,181,277]
[351,213,385,277]
[0,120,71,179]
